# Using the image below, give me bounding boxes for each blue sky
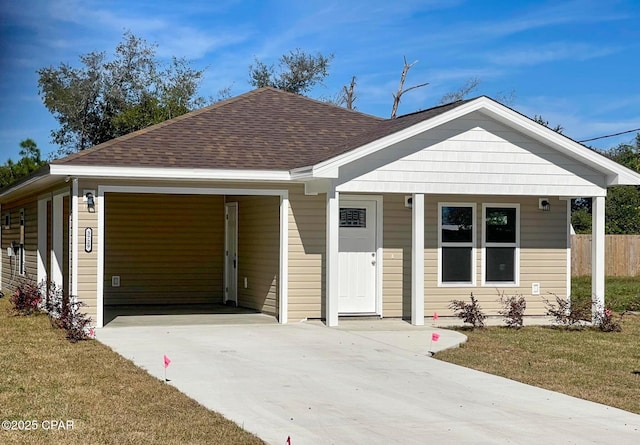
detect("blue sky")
[1,0,639,161]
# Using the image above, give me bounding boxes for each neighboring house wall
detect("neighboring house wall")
[228,195,280,315]
[1,197,38,291]
[103,193,225,306]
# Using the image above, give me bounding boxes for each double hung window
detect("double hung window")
[483,205,519,284]
[439,204,475,285]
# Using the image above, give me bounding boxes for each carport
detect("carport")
[96,185,288,327]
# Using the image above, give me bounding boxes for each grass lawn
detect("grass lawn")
[437,276,640,415]
[571,275,640,312]
[0,297,265,445]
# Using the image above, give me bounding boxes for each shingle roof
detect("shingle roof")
[52,87,471,170]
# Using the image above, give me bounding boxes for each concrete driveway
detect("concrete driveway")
[97,320,640,445]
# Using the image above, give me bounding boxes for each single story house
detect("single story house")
[1,87,639,327]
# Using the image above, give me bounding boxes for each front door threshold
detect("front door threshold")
[338,313,382,319]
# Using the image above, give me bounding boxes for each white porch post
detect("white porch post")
[326,186,340,327]
[278,194,289,324]
[71,179,79,298]
[37,198,48,285]
[411,193,425,325]
[591,196,605,322]
[51,193,64,287]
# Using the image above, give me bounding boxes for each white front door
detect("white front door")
[338,198,379,314]
[224,202,238,305]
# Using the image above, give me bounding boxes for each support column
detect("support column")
[326,187,340,327]
[52,193,64,288]
[71,179,79,298]
[278,194,289,324]
[591,196,605,322]
[411,193,425,325]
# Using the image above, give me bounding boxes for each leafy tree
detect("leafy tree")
[571,134,640,234]
[249,49,333,95]
[38,31,205,156]
[0,139,46,188]
[605,185,640,234]
[606,134,640,173]
[602,134,640,234]
[533,115,564,134]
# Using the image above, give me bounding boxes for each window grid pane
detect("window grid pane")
[486,247,515,282]
[339,208,366,228]
[441,206,473,243]
[485,207,516,243]
[442,247,472,283]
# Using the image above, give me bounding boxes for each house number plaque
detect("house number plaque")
[85,227,93,253]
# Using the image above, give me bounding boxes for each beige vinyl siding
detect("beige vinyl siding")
[227,195,279,316]
[76,180,99,322]
[382,194,411,318]
[103,193,224,305]
[424,195,567,316]
[287,185,325,321]
[338,111,606,197]
[1,198,38,291]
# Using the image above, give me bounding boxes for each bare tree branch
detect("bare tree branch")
[391,56,428,118]
[342,76,357,110]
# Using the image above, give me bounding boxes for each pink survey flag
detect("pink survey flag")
[163,354,171,368]
[433,312,439,320]
[432,332,440,342]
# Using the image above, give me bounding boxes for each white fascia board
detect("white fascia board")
[49,165,292,182]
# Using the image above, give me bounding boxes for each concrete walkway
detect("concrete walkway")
[97,320,640,445]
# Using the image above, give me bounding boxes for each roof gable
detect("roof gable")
[336,110,610,197]
[311,96,640,187]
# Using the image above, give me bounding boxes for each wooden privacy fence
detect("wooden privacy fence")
[571,235,640,276]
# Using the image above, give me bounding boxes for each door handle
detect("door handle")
[233,259,237,268]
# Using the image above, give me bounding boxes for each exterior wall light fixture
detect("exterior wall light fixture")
[539,198,551,212]
[86,192,95,213]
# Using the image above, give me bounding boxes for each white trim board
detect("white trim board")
[50,165,292,182]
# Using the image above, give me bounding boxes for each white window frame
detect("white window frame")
[482,203,520,286]
[438,202,476,287]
